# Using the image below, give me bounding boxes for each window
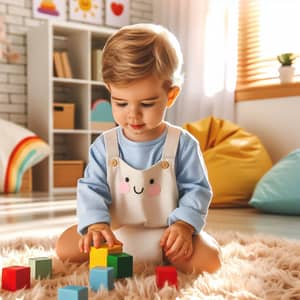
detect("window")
[236,0,300,101]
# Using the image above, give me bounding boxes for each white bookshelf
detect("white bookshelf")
[27,21,116,193]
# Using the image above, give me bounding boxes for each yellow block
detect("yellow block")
[89,244,123,269]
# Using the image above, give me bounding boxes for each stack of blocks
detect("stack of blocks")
[89,244,133,291]
[1,257,52,292]
[58,243,133,300]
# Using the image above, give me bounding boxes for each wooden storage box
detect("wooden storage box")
[54,160,84,187]
[53,102,75,129]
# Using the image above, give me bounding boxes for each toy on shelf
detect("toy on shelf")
[1,266,31,291]
[155,265,178,289]
[58,285,88,300]
[91,99,115,131]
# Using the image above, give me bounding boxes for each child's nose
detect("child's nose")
[128,105,141,118]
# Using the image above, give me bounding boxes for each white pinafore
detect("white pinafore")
[104,124,181,262]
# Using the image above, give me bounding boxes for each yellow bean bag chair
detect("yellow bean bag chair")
[183,116,273,207]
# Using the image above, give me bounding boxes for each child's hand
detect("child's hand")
[79,223,122,253]
[160,221,194,262]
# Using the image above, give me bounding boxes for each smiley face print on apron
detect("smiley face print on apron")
[104,125,181,230]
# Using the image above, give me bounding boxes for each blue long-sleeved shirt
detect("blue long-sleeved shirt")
[77,124,212,235]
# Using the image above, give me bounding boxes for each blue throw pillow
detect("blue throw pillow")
[249,149,300,215]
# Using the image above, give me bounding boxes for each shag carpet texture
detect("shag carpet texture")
[0,230,300,299]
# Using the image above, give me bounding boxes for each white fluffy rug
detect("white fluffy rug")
[1,230,300,300]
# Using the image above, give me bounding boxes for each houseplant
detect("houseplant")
[277,53,296,83]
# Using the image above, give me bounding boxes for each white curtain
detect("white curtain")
[153,0,238,126]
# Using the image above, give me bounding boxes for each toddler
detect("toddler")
[56,23,221,274]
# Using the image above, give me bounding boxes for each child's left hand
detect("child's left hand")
[160,221,194,262]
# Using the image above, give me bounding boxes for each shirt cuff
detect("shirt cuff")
[168,207,206,233]
[77,213,111,235]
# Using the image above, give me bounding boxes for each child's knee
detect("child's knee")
[206,245,222,273]
[55,225,88,263]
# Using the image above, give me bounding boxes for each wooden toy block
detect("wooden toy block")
[89,267,114,291]
[89,244,123,269]
[107,252,133,279]
[155,266,178,289]
[58,285,88,300]
[28,257,52,279]
[2,266,31,291]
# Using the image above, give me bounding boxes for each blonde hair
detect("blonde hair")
[102,23,183,88]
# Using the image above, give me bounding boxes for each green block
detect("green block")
[29,257,52,279]
[107,253,133,279]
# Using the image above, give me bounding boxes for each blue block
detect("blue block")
[89,267,114,291]
[58,285,88,300]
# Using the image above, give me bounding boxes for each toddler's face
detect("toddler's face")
[109,75,171,142]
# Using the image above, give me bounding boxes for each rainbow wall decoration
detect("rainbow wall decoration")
[4,136,49,193]
[0,118,50,193]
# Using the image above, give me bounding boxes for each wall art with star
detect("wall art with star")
[105,0,130,28]
[33,0,66,20]
[69,0,103,25]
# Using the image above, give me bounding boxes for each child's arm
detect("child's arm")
[168,132,212,233]
[160,220,194,261]
[77,136,113,237]
[79,223,122,253]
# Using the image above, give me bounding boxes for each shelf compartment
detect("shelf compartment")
[54,133,89,162]
[53,81,89,130]
[53,27,89,80]
[54,160,84,188]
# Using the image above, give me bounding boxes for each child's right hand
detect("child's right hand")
[78,223,122,253]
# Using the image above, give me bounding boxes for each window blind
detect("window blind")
[237,0,300,94]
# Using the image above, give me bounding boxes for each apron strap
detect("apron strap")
[162,125,181,161]
[103,128,119,165]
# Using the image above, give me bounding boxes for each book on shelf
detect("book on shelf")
[53,51,64,77]
[53,51,73,78]
[61,51,73,78]
[92,49,103,81]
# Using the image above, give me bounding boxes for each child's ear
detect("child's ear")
[167,86,180,108]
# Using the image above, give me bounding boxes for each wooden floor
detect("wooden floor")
[0,193,299,241]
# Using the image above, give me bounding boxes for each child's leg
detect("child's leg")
[169,231,221,274]
[55,224,89,263]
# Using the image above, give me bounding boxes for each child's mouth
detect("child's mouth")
[130,124,145,130]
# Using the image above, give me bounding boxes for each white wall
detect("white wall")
[0,0,153,126]
[236,96,300,163]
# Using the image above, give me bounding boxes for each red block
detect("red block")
[155,266,178,289]
[2,266,31,291]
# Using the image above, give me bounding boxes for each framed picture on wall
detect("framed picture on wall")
[105,0,130,28]
[33,0,66,20]
[69,0,103,25]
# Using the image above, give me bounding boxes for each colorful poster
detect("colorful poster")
[69,0,103,25]
[105,0,130,28]
[33,0,66,20]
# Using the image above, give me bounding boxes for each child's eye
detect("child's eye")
[141,103,154,107]
[116,102,127,107]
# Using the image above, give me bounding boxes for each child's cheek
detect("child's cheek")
[147,184,161,197]
[119,182,130,194]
